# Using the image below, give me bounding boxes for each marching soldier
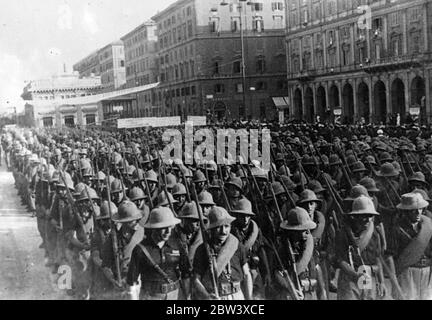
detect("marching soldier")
[336,196,386,300]
[126,206,184,300]
[193,206,253,300]
[388,193,432,299]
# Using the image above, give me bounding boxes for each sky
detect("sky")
[0,0,174,112]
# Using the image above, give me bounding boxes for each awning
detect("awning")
[272,97,290,109]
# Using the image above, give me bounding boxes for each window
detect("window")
[85,114,96,125]
[120,60,125,67]
[391,35,402,56]
[409,7,422,22]
[235,83,244,93]
[213,61,220,75]
[328,0,336,15]
[210,18,219,33]
[256,56,266,73]
[187,6,192,16]
[43,117,53,127]
[301,9,309,25]
[314,4,321,20]
[253,2,264,11]
[231,18,239,32]
[271,2,283,11]
[410,31,421,54]
[375,43,381,61]
[233,61,241,73]
[230,3,238,13]
[342,46,350,66]
[260,103,266,118]
[328,30,335,45]
[64,116,75,127]
[276,79,287,90]
[389,12,401,26]
[191,86,196,95]
[253,17,264,32]
[273,15,283,29]
[215,84,225,93]
[256,81,267,90]
[315,50,324,68]
[187,21,193,37]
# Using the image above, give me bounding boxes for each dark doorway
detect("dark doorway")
[357,82,370,123]
[374,80,387,124]
[342,83,354,124]
[305,87,314,123]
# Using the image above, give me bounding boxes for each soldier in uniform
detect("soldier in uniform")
[126,206,184,300]
[101,201,145,298]
[193,206,253,300]
[230,198,270,299]
[172,201,205,299]
[271,207,326,300]
[336,196,386,300]
[388,193,432,300]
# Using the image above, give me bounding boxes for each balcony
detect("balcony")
[362,54,423,73]
[288,69,317,81]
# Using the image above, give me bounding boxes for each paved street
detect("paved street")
[0,164,67,300]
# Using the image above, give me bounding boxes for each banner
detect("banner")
[187,116,207,126]
[409,107,420,116]
[117,117,181,129]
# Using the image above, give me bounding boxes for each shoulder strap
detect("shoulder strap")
[137,243,173,284]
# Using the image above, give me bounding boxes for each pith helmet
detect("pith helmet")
[207,206,236,229]
[129,187,147,201]
[165,173,177,189]
[144,207,181,229]
[172,183,187,196]
[348,195,379,215]
[77,187,99,202]
[408,172,428,186]
[297,189,321,205]
[98,200,117,220]
[376,163,399,177]
[157,192,178,206]
[145,169,158,183]
[193,170,207,183]
[112,200,143,223]
[225,177,243,192]
[198,191,216,206]
[280,207,317,231]
[179,201,201,220]
[231,198,255,216]
[110,178,127,194]
[397,193,429,210]
[57,172,75,191]
[359,177,380,193]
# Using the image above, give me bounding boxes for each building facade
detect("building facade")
[152,0,288,121]
[73,41,127,92]
[286,0,432,124]
[21,73,102,128]
[121,20,159,117]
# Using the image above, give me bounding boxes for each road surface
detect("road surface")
[0,164,67,300]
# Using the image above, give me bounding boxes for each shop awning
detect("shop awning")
[272,97,290,109]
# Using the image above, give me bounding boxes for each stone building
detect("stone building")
[152,0,288,121]
[286,0,431,124]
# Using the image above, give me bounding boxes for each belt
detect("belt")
[219,281,241,296]
[148,280,180,294]
[412,257,432,269]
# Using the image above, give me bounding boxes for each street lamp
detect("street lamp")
[217,0,251,119]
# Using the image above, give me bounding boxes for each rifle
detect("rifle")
[105,152,123,287]
[158,152,176,215]
[132,152,154,210]
[178,165,192,203]
[58,170,89,245]
[267,237,301,300]
[217,164,232,211]
[190,183,219,299]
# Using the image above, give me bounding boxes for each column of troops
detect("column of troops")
[2,122,432,300]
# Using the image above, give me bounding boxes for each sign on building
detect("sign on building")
[333,108,342,116]
[409,107,420,116]
[117,116,181,129]
[187,116,207,126]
